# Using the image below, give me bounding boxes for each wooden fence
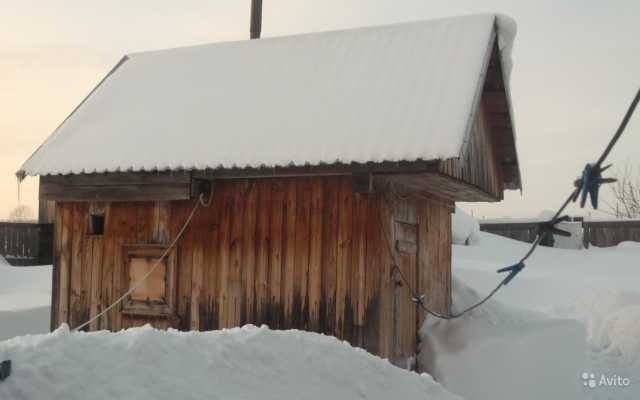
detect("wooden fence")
[478,222,540,244]
[480,219,640,248]
[583,220,640,248]
[0,222,53,266]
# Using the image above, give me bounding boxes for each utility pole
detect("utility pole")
[250,0,262,39]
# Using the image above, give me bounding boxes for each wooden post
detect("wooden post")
[250,0,262,39]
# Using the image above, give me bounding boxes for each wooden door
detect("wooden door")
[391,220,419,368]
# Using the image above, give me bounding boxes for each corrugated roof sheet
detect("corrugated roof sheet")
[19,14,513,177]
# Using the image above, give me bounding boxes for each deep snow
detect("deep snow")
[0,262,51,341]
[420,278,586,400]
[0,325,459,400]
[424,208,639,400]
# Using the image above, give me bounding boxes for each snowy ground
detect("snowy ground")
[0,257,51,341]
[0,213,638,399]
[422,210,639,399]
[0,325,459,400]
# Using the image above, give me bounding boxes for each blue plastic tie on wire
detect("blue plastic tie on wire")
[572,164,617,209]
[497,262,525,286]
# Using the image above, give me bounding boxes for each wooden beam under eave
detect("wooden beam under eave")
[39,179,191,202]
[381,172,500,203]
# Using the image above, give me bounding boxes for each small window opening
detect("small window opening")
[90,214,105,235]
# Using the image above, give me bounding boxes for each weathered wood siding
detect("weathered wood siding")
[51,176,452,365]
[582,220,640,248]
[438,100,504,200]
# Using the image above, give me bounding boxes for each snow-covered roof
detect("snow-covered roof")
[19,14,516,178]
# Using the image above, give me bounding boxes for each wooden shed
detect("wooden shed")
[19,14,520,368]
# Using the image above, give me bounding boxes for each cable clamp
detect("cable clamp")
[497,262,525,286]
[538,215,571,238]
[572,163,616,209]
[411,294,426,305]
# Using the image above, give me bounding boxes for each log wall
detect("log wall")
[51,176,452,366]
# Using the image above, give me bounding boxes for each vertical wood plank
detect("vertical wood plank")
[100,205,114,330]
[335,177,353,339]
[228,182,245,328]
[153,201,171,244]
[255,181,271,325]
[69,203,85,328]
[441,202,453,314]
[350,192,368,347]
[174,201,194,330]
[191,243,204,330]
[268,180,285,328]
[205,189,223,330]
[308,178,324,332]
[217,183,233,328]
[293,178,311,329]
[89,227,104,331]
[378,195,394,359]
[58,204,72,326]
[50,205,62,329]
[321,177,339,335]
[281,179,297,329]
[241,181,258,326]
[363,194,382,355]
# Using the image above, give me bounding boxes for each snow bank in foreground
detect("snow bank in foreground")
[420,278,585,400]
[452,208,480,245]
[0,325,460,400]
[557,290,640,367]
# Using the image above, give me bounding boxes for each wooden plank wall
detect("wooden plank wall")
[479,222,540,244]
[438,100,504,200]
[52,176,453,364]
[583,220,640,248]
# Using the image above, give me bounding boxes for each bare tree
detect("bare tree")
[608,163,640,218]
[7,205,34,222]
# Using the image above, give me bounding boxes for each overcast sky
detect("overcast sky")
[1,0,639,220]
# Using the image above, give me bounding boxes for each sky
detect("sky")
[1,0,639,220]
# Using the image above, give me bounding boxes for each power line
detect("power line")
[386,87,640,320]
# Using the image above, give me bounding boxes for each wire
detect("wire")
[72,191,212,332]
[384,88,639,320]
[595,89,640,168]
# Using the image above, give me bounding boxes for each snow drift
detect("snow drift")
[0,325,460,400]
[0,263,51,312]
[0,262,51,341]
[420,278,586,400]
[444,222,640,399]
[452,208,480,245]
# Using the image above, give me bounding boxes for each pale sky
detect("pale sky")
[1,0,639,220]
